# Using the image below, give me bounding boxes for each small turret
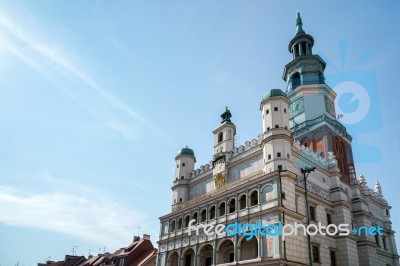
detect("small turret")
[175,146,196,180]
[260,89,293,173]
[172,146,196,206]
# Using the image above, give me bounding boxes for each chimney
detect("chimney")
[143,234,151,240]
[133,236,140,242]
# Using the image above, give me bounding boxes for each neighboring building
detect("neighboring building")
[38,235,157,266]
[156,12,399,266]
[38,255,86,266]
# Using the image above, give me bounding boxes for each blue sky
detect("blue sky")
[0,1,399,265]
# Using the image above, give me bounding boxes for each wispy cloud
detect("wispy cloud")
[0,181,147,249]
[105,121,137,140]
[0,11,168,140]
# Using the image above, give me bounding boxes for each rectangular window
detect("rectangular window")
[312,245,320,262]
[275,124,279,128]
[182,163,185,167]
[330,250,337,266]
[267,127,270,131]
[375,234,380,247]
[327,213,332,225]
[383,236,388,250]
[274,107,278,111]
[309,206,316,221]
[277,152,281,157]
[268,154,271,160]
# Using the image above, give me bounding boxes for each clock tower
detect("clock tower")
[212,107,236,188]
[284,12,355,184]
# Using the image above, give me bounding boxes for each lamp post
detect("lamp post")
[301,166,316,266]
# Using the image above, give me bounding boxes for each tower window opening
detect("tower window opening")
[277,152,281,158]
[291,73,301,89]
[179,198,182,202]
[284,108,287,113]
[287,154,290,159]
[266,109,269,114]
[268,154,271,160]
[275,124,279,128]
[267,127,270,131]
[181,176,184,179]
[177,164,179,168]
[301,43,306,56]
[218,132,223,143]
[274,107,278,111]
[182,163,185,167]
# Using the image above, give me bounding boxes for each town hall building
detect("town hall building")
[156,12,399,266]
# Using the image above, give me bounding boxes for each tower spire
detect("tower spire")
[296,11,305,35]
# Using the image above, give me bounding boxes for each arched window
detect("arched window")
[162,222,169,235]
[200,209,207,222]
[192,212,198,223]
[219,202,226,216]
[169,220,176,232]
[261,185,274,203]
[184,216,190,228]
[177,218,182,230]
[239,195,247,210]
[209,206,216,220]
[228,199,236,213]
[291,73,301,90]
[250,191,258,206]
[218,132,223,143]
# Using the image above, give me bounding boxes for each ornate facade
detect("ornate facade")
[156,12,399,266]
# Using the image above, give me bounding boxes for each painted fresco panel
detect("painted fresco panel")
[227,155,263,184]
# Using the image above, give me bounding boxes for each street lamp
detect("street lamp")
[301,166,316,266]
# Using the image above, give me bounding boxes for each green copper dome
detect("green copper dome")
[176,146,195,157]
[262,89,288,101]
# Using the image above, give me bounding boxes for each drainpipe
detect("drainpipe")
[277,166,287,262]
